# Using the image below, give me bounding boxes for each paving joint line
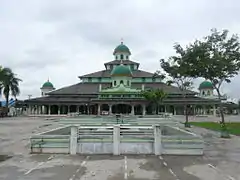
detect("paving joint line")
[124,156,128,179]
[158,156,180,180]
[208,164,235,180]
[69,156,89,180]
[25,155,55,175]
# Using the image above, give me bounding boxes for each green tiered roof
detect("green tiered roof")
[199,81,213,89]
[113,42,131,55]
[111,64,132,77]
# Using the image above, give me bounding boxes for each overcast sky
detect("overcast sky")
[0,0,240,101]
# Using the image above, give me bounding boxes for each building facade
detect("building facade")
[25,42,221,116]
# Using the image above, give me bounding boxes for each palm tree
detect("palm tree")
[141,88,167,114]
[0,67,22,108]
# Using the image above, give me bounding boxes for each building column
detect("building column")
[142,104,146,116]
[131,105,135,115]
[109,104,112,115]
[70,126,78,155]
[87,105,90,115]
[154,125,162,155]
[113,125,120,155]
[203,106,206,115]
[42,106,44,114]
[58,105,61,115]
[48,105,51,115]
[28,105,32,114]
[173,106,176,115]
[37,106,40,114]
[68,105,70,114]
[40,106,42,114]
[192,105,196,116]
[32,106,35,114]
[98,104,101,115]
[164,105,167,113]
[213,105,216,116]
[77,105,80,114]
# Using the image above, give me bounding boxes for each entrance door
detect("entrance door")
[112,104,131,114]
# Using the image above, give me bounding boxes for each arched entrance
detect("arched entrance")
[69,105,77,113]
[146,104,153,115]
[50,105,58,114]
[112,104,131,114]
[134,104,142,115]
[89,104,97,115]
[60,105,68,114]
[102,104,109,111]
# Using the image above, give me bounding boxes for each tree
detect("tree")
[0,67,22,108]
[160,44,194,127]
[182,29,240,137]
[141,88,167,115]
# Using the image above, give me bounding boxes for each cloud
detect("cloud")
[0,0,240,100]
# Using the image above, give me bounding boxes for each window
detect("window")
[126,55,129,60]
[98,77,101,82]
[88,77,92,82]
[116,55,118,60]
[114,81,117,86]
[120,54,124,60]
[202,91,205,96]
[207,90,210,95]
[131,65,134,70]
[127,80,130,86]
[142,77,145,82]
[120,80,124,84]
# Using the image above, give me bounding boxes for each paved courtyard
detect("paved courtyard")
[0,116,240,180]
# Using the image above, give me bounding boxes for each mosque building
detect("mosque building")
[25,42,225,116]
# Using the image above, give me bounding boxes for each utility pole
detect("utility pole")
[27,95,32,100]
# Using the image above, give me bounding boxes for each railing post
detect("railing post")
[113,125,120,155]
[70,126,78,155]
[154,125,162,155]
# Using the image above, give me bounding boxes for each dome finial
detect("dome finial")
[120,38,123,44]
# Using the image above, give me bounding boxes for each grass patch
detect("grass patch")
[190,122,240,136]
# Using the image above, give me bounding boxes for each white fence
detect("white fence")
[30,125,203,155]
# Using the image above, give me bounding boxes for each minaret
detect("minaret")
[40,79,55,96]
[113,40,131,61]
[199,80,213,97]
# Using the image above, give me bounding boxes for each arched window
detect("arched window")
[120,80,124,84]
[120,54,124,60]
[115,55,118,60]
[207,90,210,95]
[126,55,129,60]
[202,91,205,96]
[114,81,117,86]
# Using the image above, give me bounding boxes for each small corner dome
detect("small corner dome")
[111,64,132,77]
[199,81,213,89]
[41,80,54,89]
[113,42,131,55]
